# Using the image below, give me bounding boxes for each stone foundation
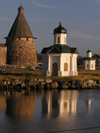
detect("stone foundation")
[0,44,7,65]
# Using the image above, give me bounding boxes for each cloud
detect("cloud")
[29,18,41,22]
[76,0,100,2]
[69,30,100,40]
[93,0,100,2]
[29,18,56,22]
[31,0,58,9]
[93,22,100,25]
[0,17,13,21]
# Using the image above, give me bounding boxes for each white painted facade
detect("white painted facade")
[41,22,78,76]
[87,52,92,58]
[42,53,78,76]
[83,48,95,70]
[54,34,67,45]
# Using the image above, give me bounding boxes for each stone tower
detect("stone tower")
[5,5,37,66]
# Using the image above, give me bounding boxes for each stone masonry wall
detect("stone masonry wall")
[6,38,37,66]
[0,44,7,65]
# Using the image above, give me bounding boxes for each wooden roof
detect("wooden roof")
[7,6,34,38]
[0,44,7,47]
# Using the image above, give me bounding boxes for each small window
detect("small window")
[58,37,60,43]
[87,64,89,68]
[12,38,14,41]
[91,64,93,68]
[64,37,66,43]
[64,63,68,71]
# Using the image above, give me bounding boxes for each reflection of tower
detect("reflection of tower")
[0,96,6,111]
[6,93,36,120]
[59,90,78,116]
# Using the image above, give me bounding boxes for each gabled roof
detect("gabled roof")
[7,6,34,38]
[41,44,78,54]
[92,54,100,58]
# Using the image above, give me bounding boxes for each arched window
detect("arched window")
[57,37,60,43]
[64,63,68,71]
[64,37,66,43]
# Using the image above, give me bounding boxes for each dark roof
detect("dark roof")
[7,6,34,38]
[92,54,100,58]
[87,48,91,53]
[83,57,95,60]
[0,44,7,47]
[53,21,67,34]
[41,44,78,54]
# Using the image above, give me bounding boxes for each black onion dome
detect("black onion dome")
[54,21,67,34]
[87,48,92,53]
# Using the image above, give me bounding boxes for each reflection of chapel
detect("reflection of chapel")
[41,22,78,76]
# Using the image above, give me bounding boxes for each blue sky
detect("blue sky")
[0,0,100,56]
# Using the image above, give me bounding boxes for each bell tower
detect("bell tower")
[87,48,92,57]
[53,21,67,45]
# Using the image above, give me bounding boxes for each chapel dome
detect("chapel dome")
[87,48,92,53]
[53,21,67,34]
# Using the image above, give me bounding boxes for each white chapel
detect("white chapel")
[83,48,95,70]
[41,22,78,76]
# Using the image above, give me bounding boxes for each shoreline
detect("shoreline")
[0,79,100,93]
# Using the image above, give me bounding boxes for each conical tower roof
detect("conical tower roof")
[7,5,33,38]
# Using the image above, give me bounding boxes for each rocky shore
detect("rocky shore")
[0,79,100,95]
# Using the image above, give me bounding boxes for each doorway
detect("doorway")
[52,63,58,76]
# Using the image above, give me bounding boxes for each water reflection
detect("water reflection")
[6,92,36,120]
[0,90,94,121]
[86,99,92,114]
[0,90,100,133]
[41,90,79,118]
[0,96,6,111]
[42,90,59,118]
[59,90,78,116]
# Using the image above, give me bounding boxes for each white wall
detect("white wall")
[83,60,95,70]
[87,52,92,57]
[41,54,48,75]
[54,34,67,45]
[41,53,78,76]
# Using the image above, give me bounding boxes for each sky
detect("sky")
[0,0,100,56]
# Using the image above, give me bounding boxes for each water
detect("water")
[0,89,100,133]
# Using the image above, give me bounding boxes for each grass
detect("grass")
[0,65,100,81]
